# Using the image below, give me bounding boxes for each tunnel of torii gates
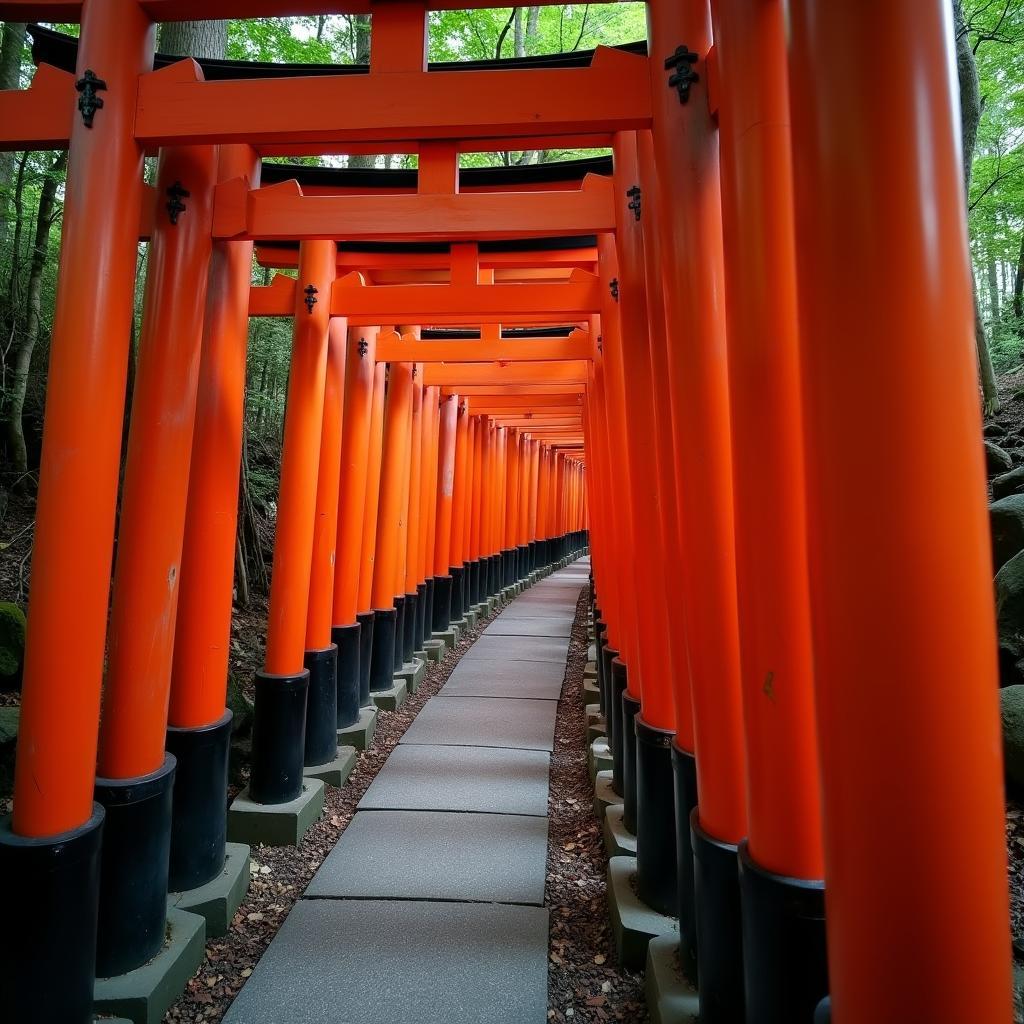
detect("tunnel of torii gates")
[0,0,1012,1023]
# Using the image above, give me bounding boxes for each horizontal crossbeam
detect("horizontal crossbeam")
[215,175,613,242]
[134,48,649,149]
[374,334,591,363]
[421,361,588,386]
[0,0,608,18]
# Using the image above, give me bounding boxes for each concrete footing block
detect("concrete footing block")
[372,678,409,711]
[463,608,479,628]
[436,618,460,643]
[589,736,613,782]
[602,803,638,858]
[607,855,678,971]
[583,679,600,703]
[396,657,427,694]
[93,909,206,1024]
[585,703,602,725]
[338,705,377,751]
[421,638,446,663]
[227,779,326,847]
[584,661,598,680]
[593,769,618,819]
[303,746,357,788]
[645,934,700,1024]
[168,842,250,937]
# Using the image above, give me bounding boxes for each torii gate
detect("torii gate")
[0,4,1012,1024]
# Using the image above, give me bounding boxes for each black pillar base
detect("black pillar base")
[356,610,375,707]
[393,596,407,672]
[621,690,641,833]
[672,742,700,968]
[166,710,232,892]
[691,809,745,1024]
[528,540,537,572]
[433,574,453,632]
[635,715,677,917]
[469,558,481,606]
[250,669,309,804]
[448,567,464,622]
[370,608,397,692]
[415,582,427,650]
[610,656,627,798]
[517,544,529,581]
[303,644,338,767]
[0,804,104,1023]
[403,591,417,663]
[595,621,608,714]
[601,641,617,731]
[422,579,434,646]
[332,623,361,728]
[94,754,177,977]
[739,841,828,1023]
[815,997,832,1023]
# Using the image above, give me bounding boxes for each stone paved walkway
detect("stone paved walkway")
[223,558,589,1024]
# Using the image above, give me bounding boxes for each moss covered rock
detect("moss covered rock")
[1002,686,1024,789]
[0,602,26,688]
[987,441,1014,476]
[990,494,1024,570]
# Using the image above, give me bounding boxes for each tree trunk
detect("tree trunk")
[1013,229,1024,340]
[988,253,1000,322]
[953,0,999,414]
[349,16,375,169]
[0,23,26,253]
[157,20,228,59]
[5,150,67,487]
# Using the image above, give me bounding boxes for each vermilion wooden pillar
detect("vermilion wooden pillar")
[400,364,424,665]
[95,142,218,978]
[710,1,827,1018]
[433,393,459,630]
[635,129,699,951]
[0,10,154,1018]
[787,3,1011,1021]
[301,315,347,770]
[516,433,530,577]
[333,325,379,720]
[168,144,260,899]
[356,361,387,705]
[645,0,749,1005]
[369,357,414,690]
[419,385,440,647]
[468,414,484,605]
[250,239,335,806]
[448,400,471,621]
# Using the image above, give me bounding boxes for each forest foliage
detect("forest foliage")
[0,2,1020,585]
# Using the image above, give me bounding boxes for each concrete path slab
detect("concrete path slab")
[461,634,570,664]
[442,658,565,700]
[222,899,549,1024]
[306,810,548,905]
[484,617,573,637]
[220,557,586,1024]
[358,744,550,816]
[400,695,558,751]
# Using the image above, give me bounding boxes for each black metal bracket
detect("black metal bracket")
[609,278,619,301]
[665,46,700,104]
[75,69,106,128]
[165,181,189,225]
[357,338,369,356]
[303,284,318,313]
[626,185,642,221]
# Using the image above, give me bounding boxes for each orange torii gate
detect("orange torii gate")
[0,3,1013,1024]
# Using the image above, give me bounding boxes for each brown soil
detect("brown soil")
[544,585,648,1023]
